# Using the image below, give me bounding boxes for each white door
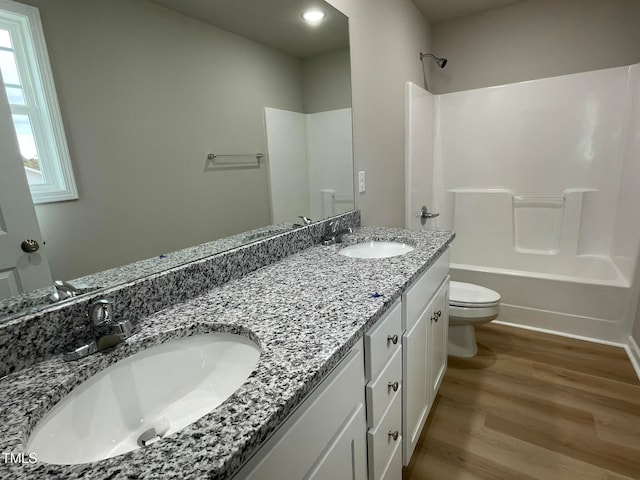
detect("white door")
[0,71,52,299]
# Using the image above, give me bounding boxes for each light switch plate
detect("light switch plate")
[358,171,365,193]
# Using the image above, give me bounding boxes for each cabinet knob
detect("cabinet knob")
[388,381,399,392]
[387,334,398,345]
[431,315,438,323]
[388,430,399,441]
[436,310,442,317]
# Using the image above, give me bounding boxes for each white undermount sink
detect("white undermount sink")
[339,241,414,259]
[27,333,260,465]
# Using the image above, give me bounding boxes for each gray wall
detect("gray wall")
[327,0,431,228]
[302,48,351,114]
[23,0,305,280]
[431,0,640,93]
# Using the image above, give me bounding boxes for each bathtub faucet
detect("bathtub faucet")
[416,205,439,226]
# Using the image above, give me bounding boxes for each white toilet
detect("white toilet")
[448,281,501,358]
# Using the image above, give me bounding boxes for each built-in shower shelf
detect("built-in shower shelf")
[513,195,565,255]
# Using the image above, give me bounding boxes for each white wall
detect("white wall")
[327,0,431,228]
[618,65,640,351]
[613,65,640,281]
[307,109,354,219]
[265,108,353,223]
[263,108,309,224]
[431,0,640,94]
[634,290,640,346]
[435,66,631,269]
[21,0,305,280]
[404,82,436,230]
[404,66,640,346]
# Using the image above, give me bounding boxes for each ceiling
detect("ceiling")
[412,0,525,24]
[147,0,349,58]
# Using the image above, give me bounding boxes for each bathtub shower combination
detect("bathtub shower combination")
[406,63,640,346]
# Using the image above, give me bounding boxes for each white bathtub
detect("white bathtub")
[450,257,633,345]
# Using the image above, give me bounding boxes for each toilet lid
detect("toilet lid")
[449,281,501,308]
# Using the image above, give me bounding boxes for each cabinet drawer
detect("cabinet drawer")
[367,392,402,480]
[403,248,449,331]
[365,347,402,429]
[365,300,402,381]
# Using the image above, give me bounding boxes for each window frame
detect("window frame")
[0,0,77,204]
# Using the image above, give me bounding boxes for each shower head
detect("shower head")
[420,53,447,68]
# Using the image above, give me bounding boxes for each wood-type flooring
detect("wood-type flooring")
[403,323,640,480]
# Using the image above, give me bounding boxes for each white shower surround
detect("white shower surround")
[264,107,354,224]
[406,64,640,351]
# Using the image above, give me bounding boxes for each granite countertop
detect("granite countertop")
[0,222,295,322]
[0,227,454,480]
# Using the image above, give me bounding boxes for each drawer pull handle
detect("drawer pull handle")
[388,430,399,441]
[387,334,398,345]
[388,381,399,392]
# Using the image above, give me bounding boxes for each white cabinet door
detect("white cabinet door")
[235,342,367,480]
[402,276,449,467]
[402,298,432,465]
[0,71,52,299]
[308,403,367,480]
[428,277,449,401]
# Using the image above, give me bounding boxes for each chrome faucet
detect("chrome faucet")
[49,280,81,303]
[321,220,353,245]
[294,216,313,227]
[63,298,133,361]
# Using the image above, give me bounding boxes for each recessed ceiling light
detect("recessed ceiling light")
[302,9,326,24]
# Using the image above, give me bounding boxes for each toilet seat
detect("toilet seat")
[449,304,500,324]
[449,281,500,308]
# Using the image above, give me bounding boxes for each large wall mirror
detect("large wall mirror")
[0,0,353,319]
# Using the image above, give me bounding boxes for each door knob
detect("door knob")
[21,239,40,253]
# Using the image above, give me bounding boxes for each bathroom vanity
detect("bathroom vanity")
[236,241,451,480]
[0,216,453,480]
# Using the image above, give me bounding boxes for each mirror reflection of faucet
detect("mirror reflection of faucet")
[63,298,133,362]
[48,280,81,303]
[321,220,353,245]
[293,216,313,227]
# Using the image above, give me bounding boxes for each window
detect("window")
[0,0,77,203]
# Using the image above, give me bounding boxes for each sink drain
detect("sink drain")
[137,419,170,447]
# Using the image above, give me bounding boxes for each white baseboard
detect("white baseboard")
[493,319,626,348]
[492,304,640,382]
[625,336,640,381]
[495,304,624,346]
